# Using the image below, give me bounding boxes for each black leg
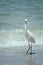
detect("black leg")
[26,43,30,54]
[30,42,32,54]
[26,47,30,53]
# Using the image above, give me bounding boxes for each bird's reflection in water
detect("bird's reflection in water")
[28,55,36,65]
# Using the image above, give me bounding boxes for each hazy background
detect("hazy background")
[0,0,43,47]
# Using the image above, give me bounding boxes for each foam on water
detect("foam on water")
[0,29,43,48]
[0,0,43,48]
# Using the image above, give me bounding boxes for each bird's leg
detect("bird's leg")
[26,43,30,54]
[30,42,32,54]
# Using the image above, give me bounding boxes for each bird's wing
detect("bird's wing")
[25,30,35,43]
[25,30,33,38]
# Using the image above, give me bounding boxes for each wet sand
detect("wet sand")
[0,45,43,65]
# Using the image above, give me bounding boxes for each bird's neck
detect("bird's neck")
[25,23,27,31]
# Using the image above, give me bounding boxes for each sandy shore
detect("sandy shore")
[0,45,43,65]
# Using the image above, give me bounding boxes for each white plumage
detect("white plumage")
[25,18,35,54]
[25,31,35,43]
[25,18,35,43]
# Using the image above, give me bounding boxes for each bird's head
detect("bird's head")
[25,18,27,24]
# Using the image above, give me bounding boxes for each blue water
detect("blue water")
[0,46,43,65]
[0,0,43,47]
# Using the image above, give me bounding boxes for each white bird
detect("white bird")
[24,18,35,54]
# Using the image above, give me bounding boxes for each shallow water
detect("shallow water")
[0,46,43,65]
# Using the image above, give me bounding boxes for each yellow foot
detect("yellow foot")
[23,52,29,56]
